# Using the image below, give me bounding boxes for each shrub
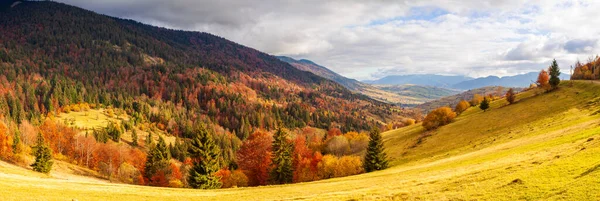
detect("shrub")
[117,162,141,184]
[216,169,249,188]
[325,136,350,157]
[422,107,457,130]
[335,156,364,177]
[454,100,470,114]
[505,88,516,104]
[317,155,363,179]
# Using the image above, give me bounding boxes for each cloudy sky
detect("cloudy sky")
[57,0,599,80]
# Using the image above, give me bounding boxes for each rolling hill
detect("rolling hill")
[1,80,599,200]
[278,56,463,105]
[415,86,517,112]
[375,84,461,107]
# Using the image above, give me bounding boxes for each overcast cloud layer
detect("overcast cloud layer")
[57,0,600,80]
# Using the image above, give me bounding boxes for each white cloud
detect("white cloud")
[57,0,600,80]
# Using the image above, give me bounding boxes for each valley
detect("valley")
[0,1,598,201]
[2,81,600,200]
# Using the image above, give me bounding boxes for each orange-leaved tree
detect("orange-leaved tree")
[422,107,457,130]
[505,88,516,104]
[454,100,470,114]
[0,121,12,159]
[537,69,550,91]
[236,130,272,186]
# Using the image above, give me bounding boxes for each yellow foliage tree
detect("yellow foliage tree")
[454,100,470,114]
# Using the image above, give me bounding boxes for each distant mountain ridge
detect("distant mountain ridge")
[451,72,571,90]
[366,72,571,90]
[364,74,472,88]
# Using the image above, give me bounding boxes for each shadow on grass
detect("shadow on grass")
[576,163,600,179]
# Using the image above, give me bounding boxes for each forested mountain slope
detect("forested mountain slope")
[0,1,404,135]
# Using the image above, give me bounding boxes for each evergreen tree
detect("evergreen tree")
[106,121,122,142]
[270,128,294,184]
[12,130,20,154]
[31,133,53,173]
[238,117,251,140]
[146,132,153,146]
[144,136,170,182]
[364,127,388,172]
[131,129,138,146]
[187,124,222,189]
[93,129,109,143]
[479,97,490,112]
[549,59,561,89]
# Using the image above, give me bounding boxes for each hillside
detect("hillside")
[2,81,599,200]
[278,56,462,105]
[0,1,405,135]
[375,84,461,106]
[0,0,415,193]
[416,86,516,112]
[276,56,365,91]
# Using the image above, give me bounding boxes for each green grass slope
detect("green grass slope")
[2,81,600,200]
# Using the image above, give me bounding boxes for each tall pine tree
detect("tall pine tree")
[187,124,222,189]
[144,136,170,183]
[549,59,561,89]
[270,128,294,184]
[31,133,53,173]
[364,127,388,172]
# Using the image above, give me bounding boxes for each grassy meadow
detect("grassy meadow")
[1,81,600,200]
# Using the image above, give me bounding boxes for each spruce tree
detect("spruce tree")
[31,133,53,173]
[364,127,388,172]
[479,97,490,112]
[146,132,153,146]
[549,59,561,89]
[270,128,294,184]
[144,136,170,182]
[12,130,20,154]
[131,129,138,146]
[187,124,222,189]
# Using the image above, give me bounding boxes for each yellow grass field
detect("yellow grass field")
[2,81,600,200]
[55,108,176,146]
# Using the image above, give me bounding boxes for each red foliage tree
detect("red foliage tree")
[236,130,272,186]
[39,120,76,157]
[327,128,342,138]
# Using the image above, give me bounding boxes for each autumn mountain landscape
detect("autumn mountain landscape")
[1,1,600,200]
